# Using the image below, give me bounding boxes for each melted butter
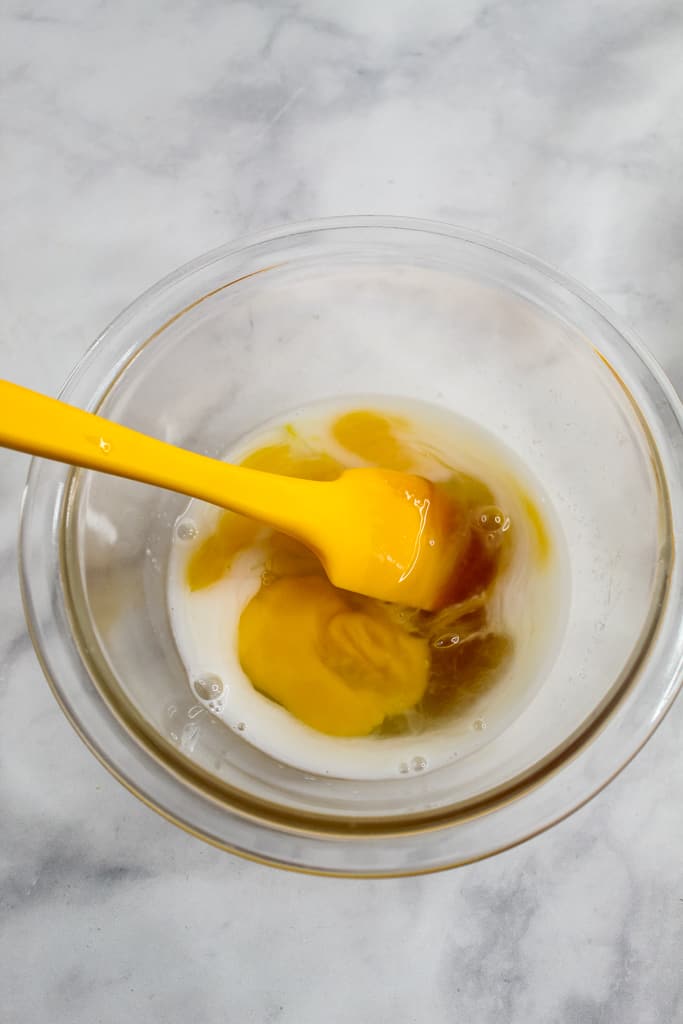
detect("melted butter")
[520,491,551,565]
[185,410,550,738]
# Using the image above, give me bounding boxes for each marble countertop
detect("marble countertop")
[1,2,682,1021]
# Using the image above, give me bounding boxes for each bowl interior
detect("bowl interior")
[59,231,668,827]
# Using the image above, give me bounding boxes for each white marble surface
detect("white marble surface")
[1,1,682,1020]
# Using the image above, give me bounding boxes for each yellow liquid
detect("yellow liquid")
[185,409,550,739]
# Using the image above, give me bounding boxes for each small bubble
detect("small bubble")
[261,569,276,587]
[432,633,460,649]
[176,519,198,541]
[411,756,427,772]
[476,505,509,534]
[193,673,224,701]
[167,704,177,719]
[187,704,204,719]
[399,762,409,774]
[473,718,487,732]
[236,722,246,732]
[99,438,111,454]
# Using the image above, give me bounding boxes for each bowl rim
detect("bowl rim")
[19,215,683,876]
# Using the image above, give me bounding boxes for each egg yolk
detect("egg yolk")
[186,411,526,738]
[239,576,429,736]
[332,410,414,470]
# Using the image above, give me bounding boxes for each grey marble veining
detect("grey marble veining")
[1,2,682,1022]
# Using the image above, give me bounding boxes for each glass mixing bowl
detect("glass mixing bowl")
[20,217,683,876]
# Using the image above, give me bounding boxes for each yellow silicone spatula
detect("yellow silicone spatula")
[0,379,460,610]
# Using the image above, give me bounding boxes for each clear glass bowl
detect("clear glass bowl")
[19,217,683,876]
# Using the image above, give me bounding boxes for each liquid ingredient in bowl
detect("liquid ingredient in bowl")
[171,406,548,747]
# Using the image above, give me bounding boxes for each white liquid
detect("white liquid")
[167,397,569,780]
